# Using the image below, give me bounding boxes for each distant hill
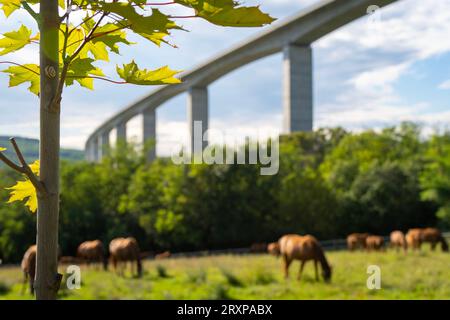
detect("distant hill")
[0,136,84,164]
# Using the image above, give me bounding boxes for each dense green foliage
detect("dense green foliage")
[1,123,449,263]
[0,136,84,163]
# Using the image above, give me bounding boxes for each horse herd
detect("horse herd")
[21,237,145,294]
[265,228,448,285]
[19,228,448,295]
[346,228,449,252]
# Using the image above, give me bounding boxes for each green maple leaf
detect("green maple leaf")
[91,23,133,55]
[66,58,105,90]
[6,160,40,213]
[78,1,183,46]
[0,0,21,17]
[1,63,40,95]
[202,6,276,27]
[117,60,182,85]
[175,0,275,27]
[0,25,38,56]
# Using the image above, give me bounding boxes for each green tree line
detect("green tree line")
[1,122,449,263]
[0,136,84,164]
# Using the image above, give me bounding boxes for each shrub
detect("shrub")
[220,268,244,287]
[156,265,169,278]
[186,269,207,284]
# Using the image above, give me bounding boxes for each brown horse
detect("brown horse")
[77,240,108,270]
[140,251,153,260]
[109,237,142,277]
[155,251,171,260]
[59,256,82,265]
[390,231,407,252]
[267,242,280,256]
[277,234,332,282]
[347,233,369,251]
[366,235,385,251]
[21,245,36,295]
[421,228,449,252]
[406,228,448,252]
[406,228,422,251]
[250,243,268,253]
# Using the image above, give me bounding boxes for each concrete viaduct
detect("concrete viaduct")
[85,0,399,162]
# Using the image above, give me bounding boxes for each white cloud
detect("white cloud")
[438,80,450,90]
[348,63,409,95]
[2,0,450,154]
[156,114,282,157]
[310,0,450,137]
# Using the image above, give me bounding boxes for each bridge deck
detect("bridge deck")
[86,0,399,152]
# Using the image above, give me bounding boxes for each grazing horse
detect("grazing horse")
[276,234,332,282]
[21,245,36,295]
[267,242,280,256]
[421,228,449,252]
[59,256,82,265]
[77,240,108,270]
[109,237,142,277]
[250,243,268,253]
[347,233,369,251]
[155,251,171,260]
[140,251,153,260]
[390,231,407,252]
[406,228,423,251]
[366,235,385,251]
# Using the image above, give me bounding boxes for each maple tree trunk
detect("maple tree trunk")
[35,0,61,300]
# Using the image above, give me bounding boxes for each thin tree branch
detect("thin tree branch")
[0,138,46,194]
[9,138,46,193]
[61,2,71,62]
[60,23,130,54]
[0,61,40,75]
[138,2,176,6]
[55,13,107,108]
[20,1,41,25]
[0,151,24,173]
[60,0,72,22]
[66,75,127,84]
[68,11,101,37]
[169,15,197,19]
[69,13,106,65]
[10,138,28,168]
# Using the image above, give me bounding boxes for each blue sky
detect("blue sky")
[1,0,450,154]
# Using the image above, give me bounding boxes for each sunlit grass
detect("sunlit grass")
[1,248,449,300]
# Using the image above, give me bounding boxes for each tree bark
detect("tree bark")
[35,0,61,300]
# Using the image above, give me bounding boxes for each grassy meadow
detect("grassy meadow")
[0,248,449,300]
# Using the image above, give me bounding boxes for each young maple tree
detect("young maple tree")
[0,0,274,299]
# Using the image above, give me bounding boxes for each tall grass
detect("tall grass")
[251,267,276,285]
[0,281,10,295]
[1,249,449,300]
[186,269,207,284]
[208,284,232,300]
[156,265,169,278]
[220,268,244,287]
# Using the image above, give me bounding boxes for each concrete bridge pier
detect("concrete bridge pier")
[116,122,127,146]
[143,108,156,162]
[85,141,93,161]
[99,130,110,160]
[87,138,99,162]
[187,86,209,157]
[283,44,313,133]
